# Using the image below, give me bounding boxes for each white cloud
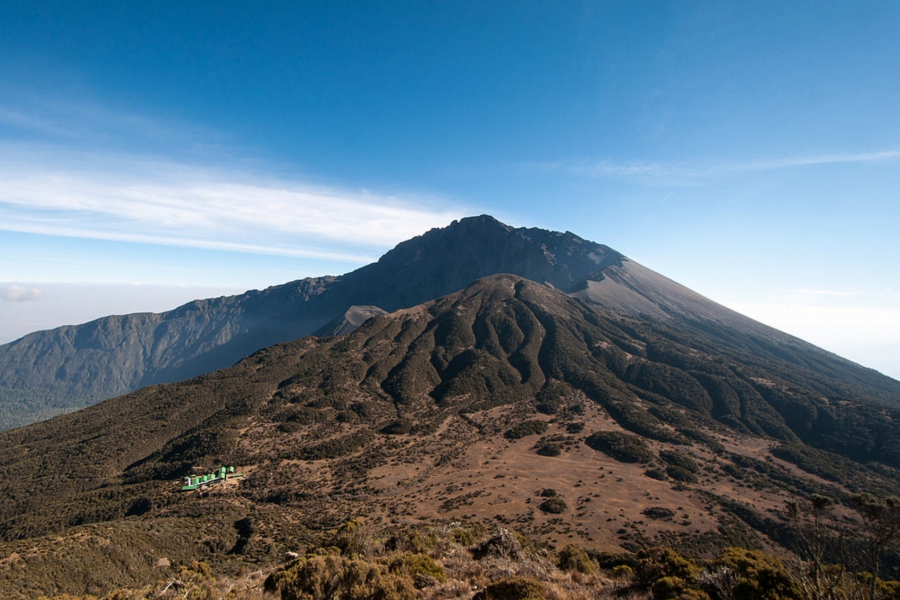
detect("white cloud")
[0,283,44,302]
[537,150,900,182]
[0,91,468,262]
[0,149,466,261]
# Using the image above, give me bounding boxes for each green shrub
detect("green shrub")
[473,528,524,561]
[645,468,668,481]
[539,498,567,514]
[652,576,710,600]
[380,419,413,435]
[535,397,562,415]
[330,517,380,557]
[387,553,446,583]
[297,430,375,460]
[505,420,549,440]
[643,507,676,521]
[566,422,585,434]
[635,548,700,589]
[265,554,416,600]
[677,428,725,454]
[450,527,476,546]
[660,450,699,473]
[585,431,654,463]
[612,564,634,579]
[536,442,562,457]
[535,383,572,416]
[713,547,800,600]
[474,576,546,600]
[666,466,698,483]
[558,544,597,574]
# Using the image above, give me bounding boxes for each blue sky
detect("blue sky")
[0,1,898,378]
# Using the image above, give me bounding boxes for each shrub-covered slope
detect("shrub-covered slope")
[2,276,899,539]
[3,275,900,597]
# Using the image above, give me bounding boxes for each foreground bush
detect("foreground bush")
[473,576,547,600]
[557,544,597,574]
[713,547,800,600]
[265,554,416,600]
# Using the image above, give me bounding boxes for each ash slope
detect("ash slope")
[1,215,897,430]
[2,274,900,575]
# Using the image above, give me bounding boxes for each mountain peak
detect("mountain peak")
[2,214,898,432]
[449,213,512,230]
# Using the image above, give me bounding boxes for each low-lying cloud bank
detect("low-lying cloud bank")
[0,283,44,302]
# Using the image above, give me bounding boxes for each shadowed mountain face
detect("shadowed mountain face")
[2,275,900,597]
[0,215,897,430]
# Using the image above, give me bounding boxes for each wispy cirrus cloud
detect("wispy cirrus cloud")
[0,88,224,149]
[536,150,900,182]
[0,150,466,262]
[0,89,468,264]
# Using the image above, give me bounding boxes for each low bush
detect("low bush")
[505,420,549,440]
[645,468,668,481]
[643,507,676,521]
[539,498,567,514]
[387,553,446,583]
[666,466,698,483]
[474,576,546,600]
[566,422,585,434]
[712,547,800,600]
[380,419,413,435]
[659,450,699,473]
[585,431,654,463]
[558,544,597,574]
[265,554,416,600]
[536,442,562,457]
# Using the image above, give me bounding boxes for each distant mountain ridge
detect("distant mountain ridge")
[0,215,897,430]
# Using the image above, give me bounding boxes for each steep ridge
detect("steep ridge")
[2,277,900,558]
[1,215,897,431]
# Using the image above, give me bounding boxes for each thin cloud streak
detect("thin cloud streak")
[538,150,900,182]
[0,219,378,263]
[0,153,466,262]
[0,91,224,147]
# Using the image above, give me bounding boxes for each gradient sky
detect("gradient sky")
[0,1,898,379]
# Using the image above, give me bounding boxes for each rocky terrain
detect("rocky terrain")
[2,275,900,598]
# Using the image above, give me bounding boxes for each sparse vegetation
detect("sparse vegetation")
[585,430,655,463]
[505,420,549,440]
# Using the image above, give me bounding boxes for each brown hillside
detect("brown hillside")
[2,274,900,597]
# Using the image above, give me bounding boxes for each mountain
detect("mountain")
[1,215,897,432]
[2,274,900,598]
[313,305,388,337]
